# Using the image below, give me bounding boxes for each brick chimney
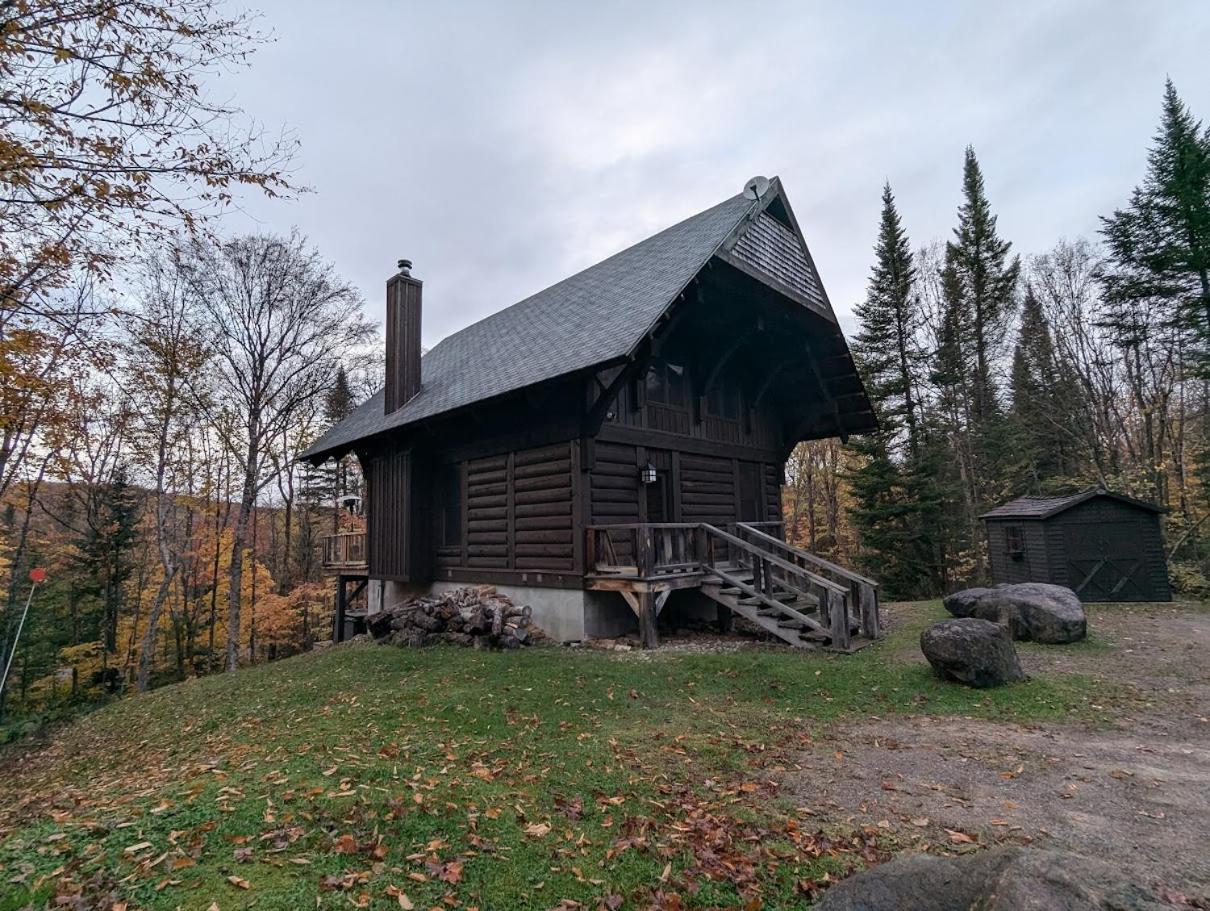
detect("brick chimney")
[385,259,422,413]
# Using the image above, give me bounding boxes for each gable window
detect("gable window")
[439,464,462,548]
[645,360,687,408]
[1005,525,1024,560]
[704,382,741,421]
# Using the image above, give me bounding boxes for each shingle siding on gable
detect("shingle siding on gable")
[731,212,826,310]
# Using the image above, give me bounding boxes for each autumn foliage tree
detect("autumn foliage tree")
[0,0,297,311]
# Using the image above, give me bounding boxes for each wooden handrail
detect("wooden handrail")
[699,524,847,595]
[735,523,878,588]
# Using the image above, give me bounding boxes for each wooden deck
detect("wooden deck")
[586,521,880,651]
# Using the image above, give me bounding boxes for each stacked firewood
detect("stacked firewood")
[365,585,545,649]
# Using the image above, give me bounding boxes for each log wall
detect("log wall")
[435,441,579,578]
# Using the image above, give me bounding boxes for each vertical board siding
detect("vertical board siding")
[985,497,1171,601]
[366,448,411,579]
[604,370,781,450]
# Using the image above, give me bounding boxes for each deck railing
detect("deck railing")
[322,531,368,571]
[587,523,703,578]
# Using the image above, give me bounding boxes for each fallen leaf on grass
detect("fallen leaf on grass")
[524,822,552,838]
[385,886,415,910]
[227,875,251,890]
[945,829,976,844]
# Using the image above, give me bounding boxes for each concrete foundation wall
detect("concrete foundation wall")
[419,581,634,643]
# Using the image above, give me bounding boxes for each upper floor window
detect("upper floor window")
[645,360,687,408]
[704,382,741,421]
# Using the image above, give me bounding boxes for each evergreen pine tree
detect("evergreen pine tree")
[847,185,940,597]
[1101,79,1210,364]
[1008,287,1085,490]
[325,366,355,424]
[78,468,141,656]
[943,147,1020,422]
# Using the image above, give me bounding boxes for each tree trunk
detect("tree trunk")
[226,438,258,672]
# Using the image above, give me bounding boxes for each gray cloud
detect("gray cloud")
[225,0,1210,341]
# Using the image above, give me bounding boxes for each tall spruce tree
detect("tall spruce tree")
[934,148,1020,577]
[1008,286,1083,489]
[943,147,1020,422]
[1101,80,1210,354]
[847,185,940,597]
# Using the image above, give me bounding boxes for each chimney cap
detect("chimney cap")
[396,258,413,276]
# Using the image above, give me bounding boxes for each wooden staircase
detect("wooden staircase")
[697,523,876,651]
[584,521,880,651]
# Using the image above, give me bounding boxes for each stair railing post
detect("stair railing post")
[636,526,652,579]
[829,590,850,651]
[860,583,880,639]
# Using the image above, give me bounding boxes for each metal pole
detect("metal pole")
[0,581,38,697]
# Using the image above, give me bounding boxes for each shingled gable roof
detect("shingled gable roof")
[301,177,839,462]
[980,488,1164,520]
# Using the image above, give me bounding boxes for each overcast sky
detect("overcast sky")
[224,0,1210,344]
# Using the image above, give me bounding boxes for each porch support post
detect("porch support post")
[637,591,659,649]
[335,575,348,643]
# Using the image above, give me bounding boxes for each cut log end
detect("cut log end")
[368,585,545,650]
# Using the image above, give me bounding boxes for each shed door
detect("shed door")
[1063,521,1148,601]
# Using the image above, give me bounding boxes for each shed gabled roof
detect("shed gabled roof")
[300,177,853,462]
[980,488,1164,520]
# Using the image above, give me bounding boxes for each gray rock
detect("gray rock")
[920,618,1024,688]
[815,847,1172,911]
[944,582,1087,644]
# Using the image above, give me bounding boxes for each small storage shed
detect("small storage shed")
[981,489,1170,602]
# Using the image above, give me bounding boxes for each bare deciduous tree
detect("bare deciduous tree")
[180,232,371,671]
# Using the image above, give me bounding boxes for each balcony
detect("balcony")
[322,531,367,573]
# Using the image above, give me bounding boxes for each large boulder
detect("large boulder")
[943,582,1087,644]
[815,847,1171,910]
[920,618,1024,688]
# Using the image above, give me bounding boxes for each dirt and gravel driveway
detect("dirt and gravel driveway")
[790,601,1210,906]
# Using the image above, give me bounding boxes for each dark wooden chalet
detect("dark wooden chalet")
[302,176,880,649]
[982,488,1170,602]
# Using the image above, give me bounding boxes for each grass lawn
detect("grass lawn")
[0,601,1129,911]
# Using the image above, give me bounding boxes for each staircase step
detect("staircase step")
[777,619,806,630]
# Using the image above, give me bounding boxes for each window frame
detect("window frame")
[1004,524,1025,560]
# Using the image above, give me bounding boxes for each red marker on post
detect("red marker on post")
[0,567,46,696]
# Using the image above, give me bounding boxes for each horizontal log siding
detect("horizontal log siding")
[589,442,641,561]
[679,454,737,527]
[514,443,575,571]
[435,442,578,574]
[466,454,509,569]
[762,463,781,523]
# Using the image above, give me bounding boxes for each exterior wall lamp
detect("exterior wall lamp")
[640,462,658,485]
